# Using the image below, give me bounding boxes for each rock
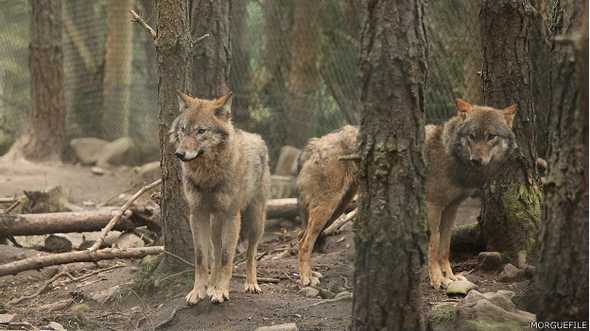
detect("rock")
[255,323,298,331]
[478,251,504,271]
[97,137,139,166]
[334,290,353,300]
[44,234,73,253]
[447,279,478,296]
[113,232,145,249]
[460,290,535,326]
[21,186,70,214]
[134,161,161,184]
[318,287,335,299]
[270,175,297,199]
[70,137,109,165]
[430,303,457,331]
[498,263,526,282]
[0,314,16,323]
[91,166,106,176]
[274,146,301,176]
[44,321,66,331]
[299,287,319,298]
[88,285,122,304]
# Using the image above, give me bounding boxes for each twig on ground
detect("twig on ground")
[192,33,210,46]
[0,197,19,204]
[129,9,156,40]
[309,292,353,307]
[323,209,357,236]
[7,270,68,305]
[163,249,194,267]
[89,179,161,251]
[5,200,21,213]
[232,274,280,284]
[128,288,155,331]
[156,269,192,284]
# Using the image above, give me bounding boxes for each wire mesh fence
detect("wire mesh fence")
[0,0,481,158]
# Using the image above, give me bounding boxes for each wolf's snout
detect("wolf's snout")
[470,156,483,166]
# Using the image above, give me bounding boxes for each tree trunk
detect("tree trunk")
[352,1,428,330]
[536,1,588,324]
[190,0,231,99]
[155,0,193,271]
[285,0,321,148]
[102,0,134,140]
[262,1,292,163]
[229,0,253,130]
[479,0,542,262]
[7,0,65,161]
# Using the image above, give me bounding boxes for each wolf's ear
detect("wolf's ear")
[456,98,473,119]
[503,104,517,128]
[214,91,233,120]
[177,90,196,112]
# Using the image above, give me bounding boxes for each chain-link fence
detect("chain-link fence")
[0,0,480,158]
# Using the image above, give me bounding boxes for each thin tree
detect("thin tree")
[230,0,254,130]
[7,0,65,161]
[352,0,428,330]
[536,1,588,323]
[478,0,542,263]
[102,0,134,140]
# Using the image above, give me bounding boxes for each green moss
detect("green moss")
[430,303,458,325]
[462,319,524,331]
[500,182,542,256]
[133,254,162,292]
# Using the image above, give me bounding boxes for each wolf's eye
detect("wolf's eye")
[468,133,476,140]
[487,134,497,141]
[196,128,207,135]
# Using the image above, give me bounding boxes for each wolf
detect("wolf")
[296,125,359,286]
[296,99,517,289]
[425,98,517,288]
[170,91,270,304]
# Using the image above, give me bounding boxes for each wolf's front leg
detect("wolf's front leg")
[185,211,210,305]
[209,211,241,304]
[427,204,445,289]
[439,203,460,285]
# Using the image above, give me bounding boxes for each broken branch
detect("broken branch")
[323,209,357,236]
[130,9,156,40]
[89,179,161,251]
[0,246,164,277]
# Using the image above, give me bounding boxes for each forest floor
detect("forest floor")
[0,160,524,331]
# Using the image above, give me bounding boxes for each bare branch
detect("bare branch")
[130,9,156,40]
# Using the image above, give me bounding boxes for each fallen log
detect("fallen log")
[0,246,164,277]
[0,209,149,236]
[266,198,298,219]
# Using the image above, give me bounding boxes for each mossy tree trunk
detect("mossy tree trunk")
[155,0,193,271]
[536,1,588,323]
[479,0,542,263]
[8,0,66,161]
[352,0,428,330]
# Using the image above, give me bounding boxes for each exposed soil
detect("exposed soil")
[0,161,522,331]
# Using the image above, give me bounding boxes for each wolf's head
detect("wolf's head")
[169,91,233,162]
[451,98,517,168]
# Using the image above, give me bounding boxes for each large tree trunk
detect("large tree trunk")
[352,1,428,330]
[155,0,193,271]
[7,0,65,161]
[102,0,134,140]
[229,0,253,130]
[190,0,231,99]
[285,0,321,148]
[479,0,542,262]
[536,1,588,324]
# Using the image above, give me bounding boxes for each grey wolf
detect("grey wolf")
[170,91,270,304]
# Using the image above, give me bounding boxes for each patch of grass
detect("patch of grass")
[133,254,162,292]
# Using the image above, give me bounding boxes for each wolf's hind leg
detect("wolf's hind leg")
[439,202,460,285]
[298,204,335,287]
[243,201,265,293]
[428,203,445,289]
[185,211,210,305]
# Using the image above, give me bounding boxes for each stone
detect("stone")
[97,137,139,166]
[255,323,298,331]
[299,286,319,298]
[430,303,457,331]
[478,251,504,271]
[447,279,478,296]
[134,161,161,183]
[274,145,301,176]
[70,137,109,165]
[91,166,106,176]
[44,321,66,331]
[498,263,526,282]
[44,234,73,253]
[88,286,121,304]
[113,232,145,249]
[270,175,297,199]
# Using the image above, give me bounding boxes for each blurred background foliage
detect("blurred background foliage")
[0,0,481,160]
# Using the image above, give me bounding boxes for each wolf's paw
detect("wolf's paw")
[209,287,230,304]
[300,271,322,287]
[441,277,454,289]
[244,282,262,294]
[185,286,207,305]
[429,273,444,289]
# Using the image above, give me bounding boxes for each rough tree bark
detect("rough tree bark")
[7,0,65,161]
[102,0,134,140]
[352,0,428,330]
[479,0,542,262]
[285,0,321,148]
[229,0,253,130]
[190,0,231,99]
[155,0,193,271]
[536,1,588,324]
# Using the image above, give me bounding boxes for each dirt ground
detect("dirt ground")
[0,161,520,331]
